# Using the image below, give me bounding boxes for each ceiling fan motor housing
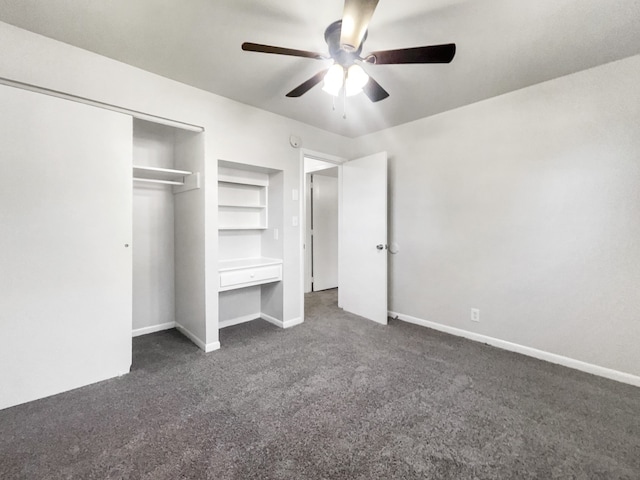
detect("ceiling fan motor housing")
[324,20,366,66]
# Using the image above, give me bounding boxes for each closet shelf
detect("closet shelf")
[134,177,183,186]
[133,165,200,193]
[218,204,267,209]
[218,226,267,231]
[133,165,191,183]
[133,164,191,176]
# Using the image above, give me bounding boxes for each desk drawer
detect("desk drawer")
[219,264,282,290]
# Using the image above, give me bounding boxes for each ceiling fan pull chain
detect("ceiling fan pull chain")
[343,91,347,119]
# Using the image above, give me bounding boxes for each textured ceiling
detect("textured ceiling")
[1,0,639,137]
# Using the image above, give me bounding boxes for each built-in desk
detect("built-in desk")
[218,257,282,291]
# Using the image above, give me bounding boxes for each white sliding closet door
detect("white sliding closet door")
[0,86,132,410]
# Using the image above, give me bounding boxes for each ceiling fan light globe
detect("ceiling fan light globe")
[322,84,342,96]
[323,64,344,96]
[345,64,369,96]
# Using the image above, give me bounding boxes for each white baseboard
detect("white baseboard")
[175,323,220,353]
[261,314,304,329]
[390,311,640,388]
[219,313,260,329]
[218,313,303,330]
[132,321,176,337]
[260,313,283,328]
[282,317,303,329]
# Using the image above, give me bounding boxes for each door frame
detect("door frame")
[298,149,345,322]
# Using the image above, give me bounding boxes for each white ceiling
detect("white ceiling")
[1,0,639,137]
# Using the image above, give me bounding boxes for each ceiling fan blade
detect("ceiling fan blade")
[362,75,389,102]
[340,0,379,51]
[367,44,456,64]
[286,69,330,98]
[242,42,326,60]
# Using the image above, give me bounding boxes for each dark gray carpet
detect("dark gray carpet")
[1,289,639,479]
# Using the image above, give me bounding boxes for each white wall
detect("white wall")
[261,171,285,321]
[353,55,640,381]
[0,22,355,355]
[173,129,208,346]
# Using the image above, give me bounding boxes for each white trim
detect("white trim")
[0,77,205,132]
[132,322,176,337]
[260,313,283,328]
[301,148,345,165]
[219,313,260,329]
[218,313,303,330]
[390,311,640,388]
[175,323,220,353]
[282,317,304,329]
[204,341,221,353]
[261,313,303,329]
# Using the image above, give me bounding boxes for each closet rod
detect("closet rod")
[0,77,205,133]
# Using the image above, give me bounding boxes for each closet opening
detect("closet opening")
[131,118,205,355]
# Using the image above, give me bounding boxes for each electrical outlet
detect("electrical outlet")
[471,308,480,322]
[273,228,279,240]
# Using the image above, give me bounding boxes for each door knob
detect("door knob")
[376,244,388,250]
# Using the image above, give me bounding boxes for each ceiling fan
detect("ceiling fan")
[241,0,456,102]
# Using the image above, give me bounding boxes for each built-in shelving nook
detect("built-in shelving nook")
[218,160,284,329]
[132,118,206,349]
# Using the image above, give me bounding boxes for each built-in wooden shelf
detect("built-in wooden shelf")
[218,177,268,229]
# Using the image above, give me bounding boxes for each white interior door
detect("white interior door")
[311,172,339,291]
[339,152,388,324]
[0,86,132,410]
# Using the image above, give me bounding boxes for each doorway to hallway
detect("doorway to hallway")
[300,150,388,325]
[306,167,339,292]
